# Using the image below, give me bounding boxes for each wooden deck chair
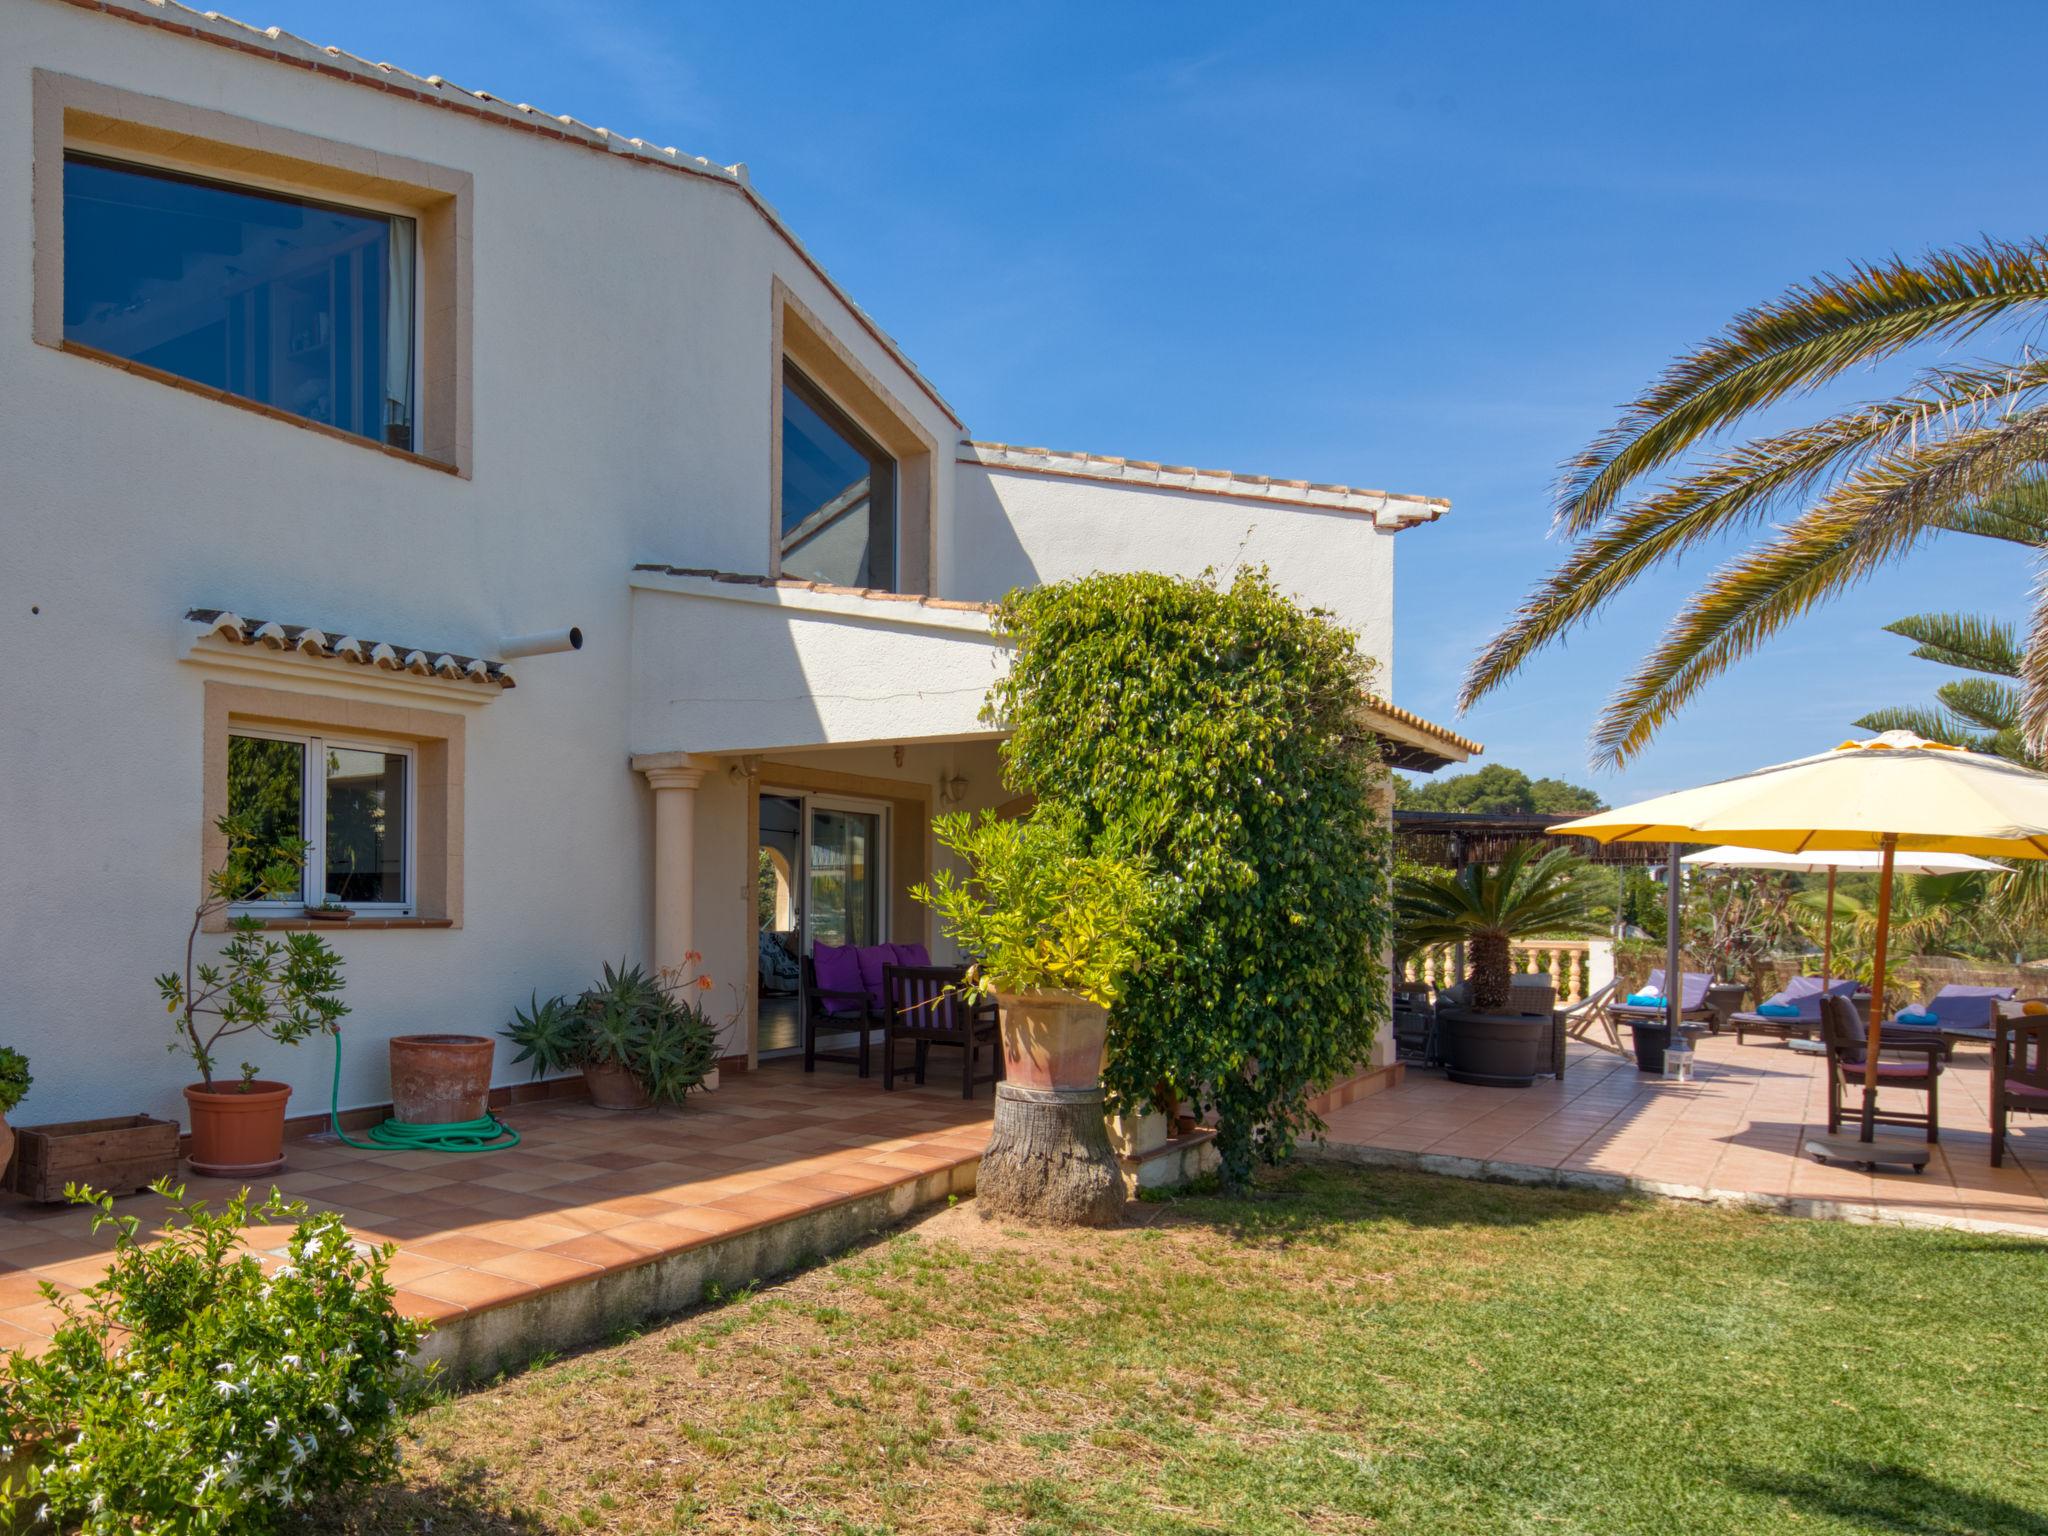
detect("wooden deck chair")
[1561,980,1625,1055]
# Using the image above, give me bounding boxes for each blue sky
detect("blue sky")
[256,0,2048,801]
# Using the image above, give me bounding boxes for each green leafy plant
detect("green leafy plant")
[1395,846,1604,1012]
[988,568,1394,1193]
[912,810,1150,1008]
[0,1180,428,1529]
[155,813,349,1087]
[501,958,720,1106]
[0,1049,29,1116]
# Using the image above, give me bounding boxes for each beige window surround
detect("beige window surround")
[31,69,474,475]
[770,278,938,594]
[202,682,465,932]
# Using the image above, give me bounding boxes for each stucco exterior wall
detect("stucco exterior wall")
[0,0,1427,1129]
[0,0,962,1125]
[947,462,1400,692]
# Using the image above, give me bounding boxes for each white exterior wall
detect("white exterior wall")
[0,1,961,1124]
[0,1,1428,1129]
[948,463,1400,692]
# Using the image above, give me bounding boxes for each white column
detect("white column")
[631,752,708,975]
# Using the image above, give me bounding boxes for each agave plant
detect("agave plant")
[1395,846,1603,1012]
[1460,240,2048,767]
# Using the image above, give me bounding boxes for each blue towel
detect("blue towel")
[1895,1008,1938,1026]
[1757,1003,1801,1019]
[1626,993,1663,1007]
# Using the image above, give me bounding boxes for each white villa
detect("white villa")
[0,0,1475,1134]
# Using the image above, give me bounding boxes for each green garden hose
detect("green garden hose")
[328,1030,520,1153]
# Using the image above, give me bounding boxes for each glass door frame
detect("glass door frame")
[760,787,892,959]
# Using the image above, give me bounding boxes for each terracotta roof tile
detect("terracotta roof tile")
[185,609,514,689]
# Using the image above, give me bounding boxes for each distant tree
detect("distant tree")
[1396,763,1605,816]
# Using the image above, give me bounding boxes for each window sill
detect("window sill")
[52,340,461,477]
[250,916,454,932]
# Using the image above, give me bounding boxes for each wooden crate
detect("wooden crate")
[7,1114,180,1203]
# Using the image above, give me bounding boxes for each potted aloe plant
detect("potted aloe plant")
[0,1048,30,1178]
[502,958,720,1110]
[914,809,1150,1226]
[156,814,348,1175]
[1394,845,1601,1087]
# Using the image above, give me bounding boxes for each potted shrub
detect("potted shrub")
[914,809,1149,1226]
[0,1048,29,1178]
[157,814,348,1175]
[502,957,720,1110]
[1395,846,1601,1088]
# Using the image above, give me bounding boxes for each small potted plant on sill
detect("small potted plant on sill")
[0,1047,30,1177]
[913,808,1150,1227]
[502,956,721,1111]
[303,896,355,922]
[157,813,349,1175]
[1394,845,1602,1088]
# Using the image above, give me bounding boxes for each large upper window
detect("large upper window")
[781,363,897,589]
[228,731,411,913]
[63,154,417,450]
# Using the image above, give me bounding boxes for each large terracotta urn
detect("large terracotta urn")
[184,1080,292,1177]
[981,992,1125,1227]
[389,1035,495,1125]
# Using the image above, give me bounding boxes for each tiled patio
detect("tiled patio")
[1321,1032,2048,1237]
[0,1060,992,1370]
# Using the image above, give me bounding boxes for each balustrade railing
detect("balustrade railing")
[1397,941,1596,1004]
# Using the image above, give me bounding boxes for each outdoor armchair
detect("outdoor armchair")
[1990,1012,2048,1167]
[882,963,1002,1099]
[1819,995,1943,1144]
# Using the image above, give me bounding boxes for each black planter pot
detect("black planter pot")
[1438,1008,1547,1088]
[1629,1020,1672,1074]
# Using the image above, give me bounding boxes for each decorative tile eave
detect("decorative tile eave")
[1364,697,1481,761]
[959,441,1450,529]
[180,609,513,702]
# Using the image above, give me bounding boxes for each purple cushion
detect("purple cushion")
[812,943,867,1016]
[1840,1060,1936,1080]
[854,945,899,1008]
[892,941,932,969]
[2005,1079,2048,1101]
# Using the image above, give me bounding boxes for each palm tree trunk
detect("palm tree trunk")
[1469,933,1512,1012]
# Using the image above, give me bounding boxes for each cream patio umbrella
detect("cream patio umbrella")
[1551,732,2048,1151]
[1680,845,2010,991]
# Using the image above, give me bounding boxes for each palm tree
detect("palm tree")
[1459,241,2048,768]
[1395,845,1603,1011]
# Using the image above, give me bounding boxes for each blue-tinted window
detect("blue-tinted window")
[781,365,896,589]
[63,154,417,450]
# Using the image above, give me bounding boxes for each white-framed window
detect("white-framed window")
[227,729,414,914]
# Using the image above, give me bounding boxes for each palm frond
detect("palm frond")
[1555,239,2048,533]
[1589,406,2048,766]
[1849,705,1987,748]
[1462,359,2048,711]
[1935,676,2021,733]
[1881,611,2023,676]
[1927,469,2048,545]
[2026,556,2048,760]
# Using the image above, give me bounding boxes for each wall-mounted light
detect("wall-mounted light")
[940,772,969,806]
[727,754,762,785]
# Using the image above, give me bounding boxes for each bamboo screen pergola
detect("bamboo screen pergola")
[1393,811,1690,870]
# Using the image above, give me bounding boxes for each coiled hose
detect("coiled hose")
[328,1029,520,1152]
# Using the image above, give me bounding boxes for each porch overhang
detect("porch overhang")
[1364,698,1481,772]
[629,567,1008,756]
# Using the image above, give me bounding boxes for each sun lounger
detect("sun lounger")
[1731,976,1856,1046]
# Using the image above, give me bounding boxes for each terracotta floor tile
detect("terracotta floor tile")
[543,1232,658,1268]
[410,1234,523,1266]
[603,1219,700,1254]
[392,1288,470,1322]
[404,1266,534,1310]
[475,1250,603,1291]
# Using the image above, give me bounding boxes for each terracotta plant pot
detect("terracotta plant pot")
[995,990,1109,1091]
[582,1059,653,1111]
[184,1080,292,1177]
[389,1034,495,1125]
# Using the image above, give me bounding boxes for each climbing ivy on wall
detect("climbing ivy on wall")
[987,568,1393,1192]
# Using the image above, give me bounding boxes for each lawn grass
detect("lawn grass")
[313,1165,2048,1535]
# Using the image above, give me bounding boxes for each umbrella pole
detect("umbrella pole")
[1860,835,1897,1143]
[1665,846,1682,1039]
[1822,866,1836,989]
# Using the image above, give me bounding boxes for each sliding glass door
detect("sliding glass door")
[806,802,884,951]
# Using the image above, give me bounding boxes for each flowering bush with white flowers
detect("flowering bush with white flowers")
[0,1180,430,1531]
